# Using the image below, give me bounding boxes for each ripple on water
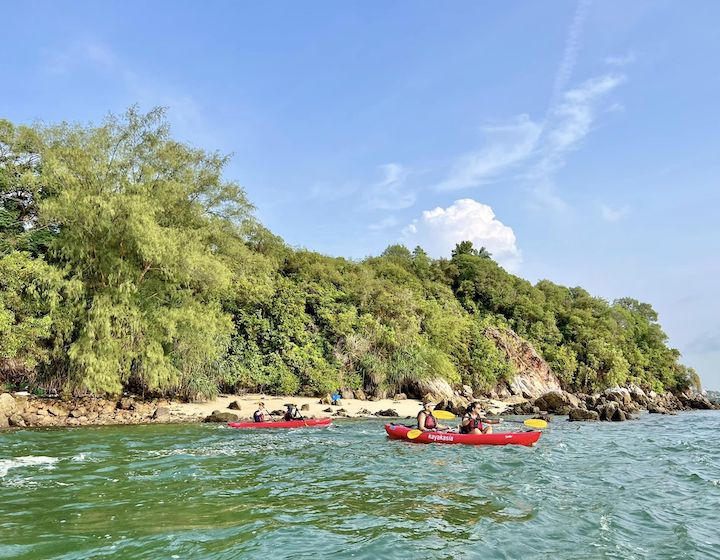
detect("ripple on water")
[1,412,720,559]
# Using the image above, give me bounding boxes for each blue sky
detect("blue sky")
[2,1,719,389]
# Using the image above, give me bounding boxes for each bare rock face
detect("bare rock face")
[484,327,563,399]
[0,414,8,429]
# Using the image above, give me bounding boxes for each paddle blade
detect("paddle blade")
[432,410,455,420]
[524,419,548,429]
[406,429,423,439]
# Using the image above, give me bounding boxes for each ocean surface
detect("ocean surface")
[1,411,719,559]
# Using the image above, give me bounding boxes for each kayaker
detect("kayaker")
[283,403,303,421]
[460,401,503,434]
[253,402,268,423]
[417,400,449,432]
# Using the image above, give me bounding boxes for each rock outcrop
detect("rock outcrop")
[484,326,563,399]
[0,393,184,429]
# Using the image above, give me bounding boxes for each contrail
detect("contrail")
[551,0,592,107]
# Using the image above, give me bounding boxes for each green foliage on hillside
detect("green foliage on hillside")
[0,110,698,398]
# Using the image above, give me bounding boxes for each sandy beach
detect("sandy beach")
[167,393,512,422]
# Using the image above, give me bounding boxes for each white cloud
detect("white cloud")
[365,163,415,210]
[401,198,522,271]
[599,203,630,222]
[436,115,542,191]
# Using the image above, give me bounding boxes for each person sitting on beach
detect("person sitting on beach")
[459,401,502,434]
[253,402,268,423]
[331,390,342,405]
[283,404,303,421]
[417,400,449,432]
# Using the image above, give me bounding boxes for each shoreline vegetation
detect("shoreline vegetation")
[0,109,712,431]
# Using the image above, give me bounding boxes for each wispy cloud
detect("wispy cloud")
[402,198,522,271]
[432,0,625,213]
[687,329,720,354]
[552,0,592,104]
[368,216,399,231]
[41,41,208,143]
[436,115,542,191]
[364,163,415,210]
[599,203,631,222]
[603,51,637,67]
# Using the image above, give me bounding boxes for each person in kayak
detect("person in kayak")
[283,403,303,421]
[460,401,503,434]
[417,400,449,432]
[253,402,268,423]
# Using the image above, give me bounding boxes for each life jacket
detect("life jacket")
[418,410,437,429]
[460,413,482,434]
[253,410,265,422]
[284,408,301,421]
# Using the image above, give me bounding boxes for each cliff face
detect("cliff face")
[484,326,563,399]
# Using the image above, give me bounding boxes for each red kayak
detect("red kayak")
[384,424,541,446]
[228,418,332,429]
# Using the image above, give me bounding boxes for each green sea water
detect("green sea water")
[1,411,719,559]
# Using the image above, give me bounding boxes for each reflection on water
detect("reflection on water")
[1,412,719,559]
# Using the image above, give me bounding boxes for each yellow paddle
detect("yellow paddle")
[407,429,423,439]
[431,409,548,429]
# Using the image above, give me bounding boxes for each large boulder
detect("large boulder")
[153,407,170,420]
[0,393,17,417]
[341,388,355,400]
[597,402,616,421]
[404,377,455,401]
[227,400,242,410]
[534,391,580,413]
[354,389,367,401]
[436,396,470,416]
[678,392,715,410]
[0,414,8,429]
[604,387,632,406]
[204,411,239,423]
[9,414,26,427]
[569,408,599,421]
[117,397,136,411]
[375,409,399,417]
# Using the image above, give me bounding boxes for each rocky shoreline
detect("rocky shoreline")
[1,384,717,431]
[504,385,719,422]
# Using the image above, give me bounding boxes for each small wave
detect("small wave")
[0,456,59,477]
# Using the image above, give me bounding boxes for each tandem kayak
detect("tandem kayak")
[384,424,541,446]
[228,418,333,429]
